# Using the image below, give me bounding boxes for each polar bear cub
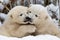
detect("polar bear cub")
[28,4,60,38]
[0,6,36,37]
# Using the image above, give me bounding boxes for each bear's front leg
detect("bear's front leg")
[11,25,36,37]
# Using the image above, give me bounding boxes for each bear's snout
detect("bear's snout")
[26,17,31,21]
[24,16,32,22]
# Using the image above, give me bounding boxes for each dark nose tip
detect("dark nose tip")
[24,17,32,22]
[25,17,31,21]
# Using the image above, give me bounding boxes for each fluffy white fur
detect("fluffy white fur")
[29,4,60,38]
[0,6,36,38]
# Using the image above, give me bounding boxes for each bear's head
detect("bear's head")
[7,6,35,26]
[1,6,36,37]
[28,4,52,26]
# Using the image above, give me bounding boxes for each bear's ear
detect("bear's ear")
[45,16,48,20]
[10,15,13,18]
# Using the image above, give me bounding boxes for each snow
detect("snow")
[46,4,59,19]
[16,0,21,5]
[36,0,44,5]
[0,35,60,40]
[52,19,59,26]
[46,4,59,26]
[3,0,10,4]
[0,3,4,11]
[0,21,2,27]
[0,13,7,20]
[0,0,4,2]
[0,13,7,26]
[0,0,10,4]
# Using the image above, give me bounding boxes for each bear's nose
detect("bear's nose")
[24,17,32,22]
[26,17,31,21]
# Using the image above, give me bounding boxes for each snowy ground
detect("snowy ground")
[0,35,60,40]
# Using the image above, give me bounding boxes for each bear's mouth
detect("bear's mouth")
[20,23,35,25]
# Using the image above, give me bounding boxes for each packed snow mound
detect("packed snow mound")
[0,35,60,40]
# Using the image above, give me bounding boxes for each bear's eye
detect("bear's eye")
[20,14,23,16]
[35,15,38,17]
